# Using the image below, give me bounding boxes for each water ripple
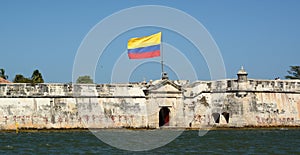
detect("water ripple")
[0,129,299,154]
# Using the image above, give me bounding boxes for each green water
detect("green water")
[0,129,299,154]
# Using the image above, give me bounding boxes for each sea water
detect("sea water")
[0,129,299,154]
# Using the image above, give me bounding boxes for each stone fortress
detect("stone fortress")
[0,67,300,130]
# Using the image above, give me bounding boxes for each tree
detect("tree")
[13,74,31,83]
[76,75,94,84]
[31,69,44,83]
[0,68,8,80]
[13,69,44,83]
[285,66,300,79]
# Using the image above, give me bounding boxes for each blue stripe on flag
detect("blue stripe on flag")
[128,44,160,54]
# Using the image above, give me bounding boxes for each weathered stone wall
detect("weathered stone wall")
[184,79,300,128]
[0,78,299,130]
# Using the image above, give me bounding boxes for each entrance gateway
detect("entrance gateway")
[159,107,170,127]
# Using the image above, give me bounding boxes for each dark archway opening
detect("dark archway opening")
[212,113,220,123]
[159,107,170,127]
[222,112,230,123]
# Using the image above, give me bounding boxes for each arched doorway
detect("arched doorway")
[159,107,170,127]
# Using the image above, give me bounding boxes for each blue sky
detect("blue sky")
[0,1,299,83]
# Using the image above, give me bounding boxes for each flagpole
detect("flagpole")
[160,43,164,75]
[160,32,168,80]
[161,35,164,79]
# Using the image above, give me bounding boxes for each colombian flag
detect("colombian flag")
[127,32,161,59]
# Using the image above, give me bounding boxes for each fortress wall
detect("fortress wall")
[249,92,300,126]
[186,91,300,128]
[0,97,151,130]
[77,97,148,129]
[0,79,299,130]
[0,84,150,130]
[0,98,82,130]
[184,79,300,128]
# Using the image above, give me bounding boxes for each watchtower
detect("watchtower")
[237,66,248,82]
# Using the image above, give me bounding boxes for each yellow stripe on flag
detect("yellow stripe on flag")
[127,32,161,49]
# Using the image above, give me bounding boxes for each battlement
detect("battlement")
[0,78,299,98]
[0,82,146,97]
[183,79,300,98]
[211,79,300,92]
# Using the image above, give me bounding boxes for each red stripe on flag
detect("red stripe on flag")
[128,50,160,59]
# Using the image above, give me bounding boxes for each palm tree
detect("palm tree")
[31,69,44,83]
[285,66,300,79]
[0,68,8,80]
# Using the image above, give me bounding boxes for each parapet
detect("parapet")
[0,78,299,98]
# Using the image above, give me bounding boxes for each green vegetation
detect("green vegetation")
[285,66,300,80]
[31,70,44,83]
[76,75,94,84]
[13,74,31,83]
[0,68,8,80]
[13,69,44,84]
